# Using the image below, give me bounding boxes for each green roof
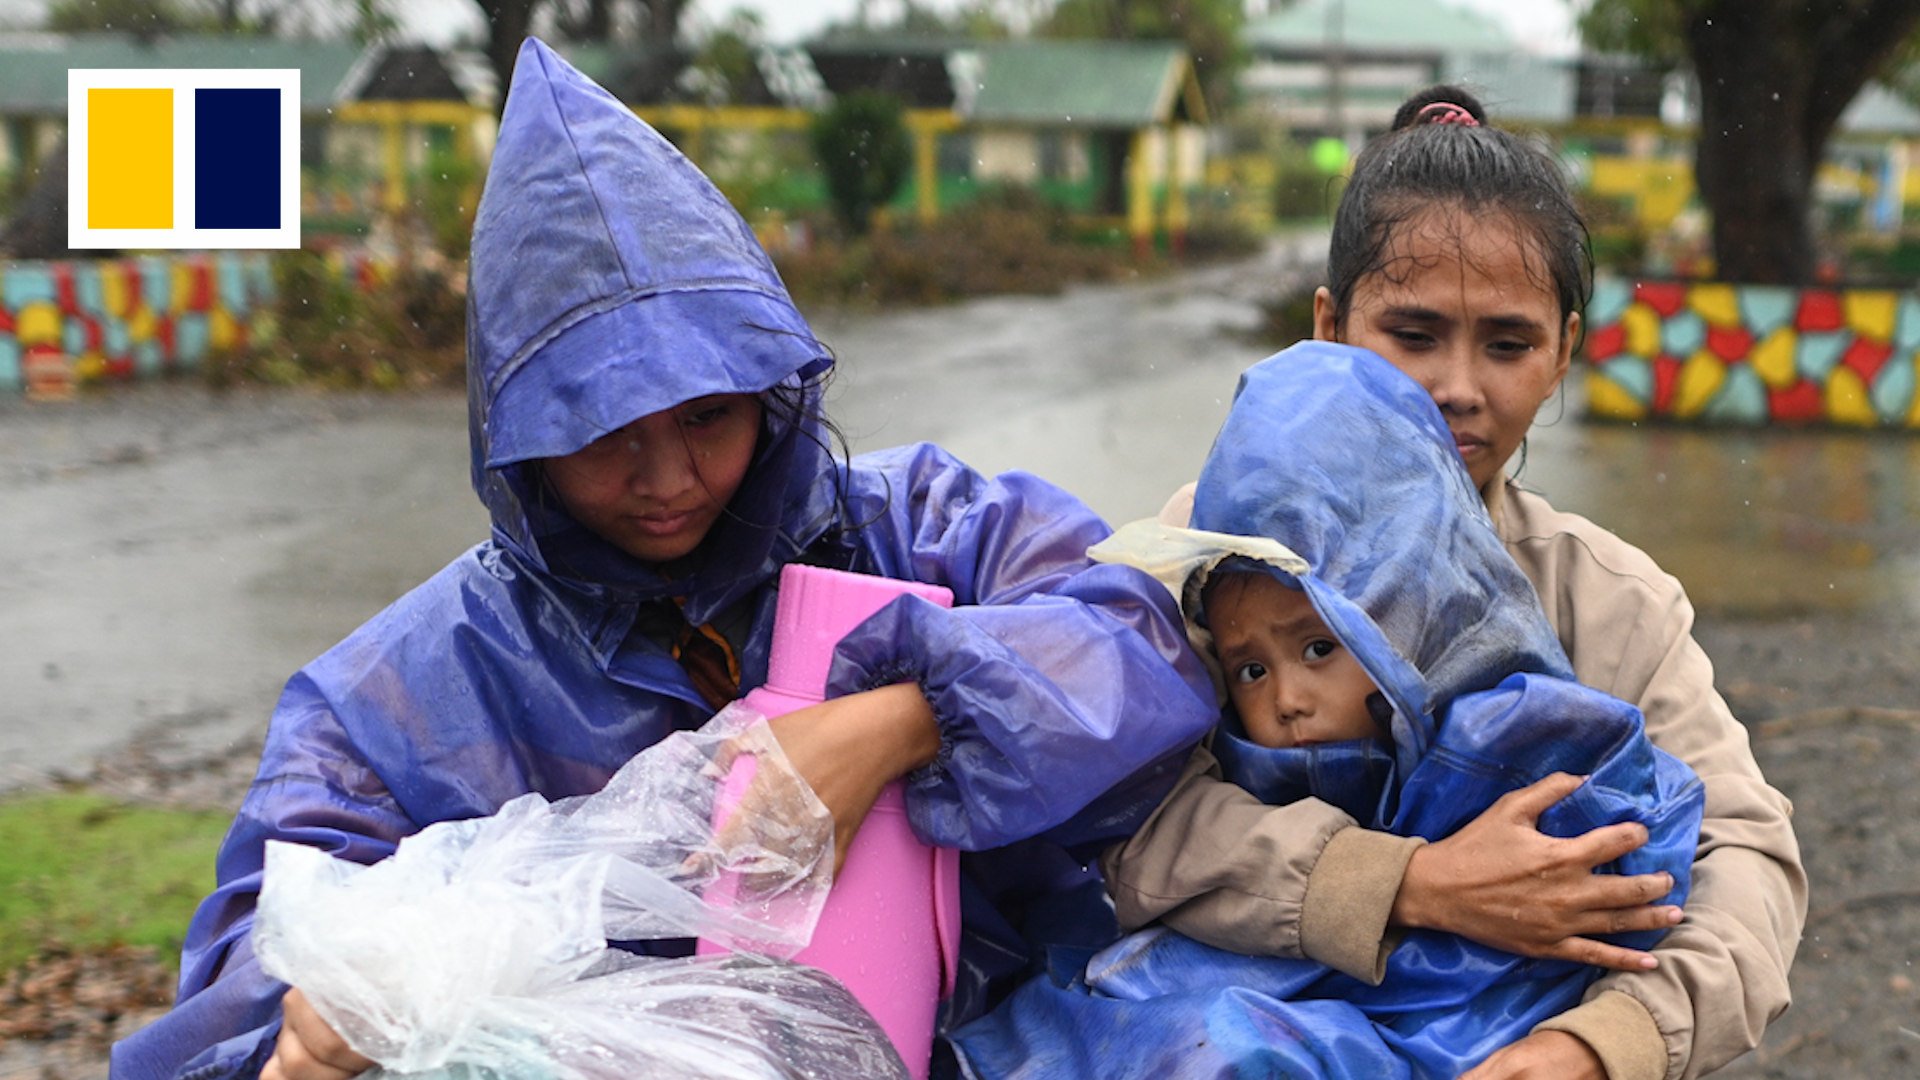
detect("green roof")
[0,32,365,114]
[967,40,1200,127]
[1247,0,1511,55]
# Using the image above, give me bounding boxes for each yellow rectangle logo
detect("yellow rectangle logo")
[86,87,174,229]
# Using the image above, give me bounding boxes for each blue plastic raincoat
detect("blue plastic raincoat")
[112,39,1214,1079]
[949,343,1705,1079]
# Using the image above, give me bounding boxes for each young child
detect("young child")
[112,38,1216,1080]
[1119,85,1801,1080]
[947,341,1705,1079]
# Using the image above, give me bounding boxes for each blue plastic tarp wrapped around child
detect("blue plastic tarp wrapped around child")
[948,343,1706,1079]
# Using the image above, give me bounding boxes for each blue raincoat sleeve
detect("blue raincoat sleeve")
[110,675,414,1080]
[828,442,1219,854]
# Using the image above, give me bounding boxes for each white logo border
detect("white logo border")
[67,68,301,251]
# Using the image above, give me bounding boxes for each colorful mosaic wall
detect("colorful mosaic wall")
[0,254,277,399]
[1584,278,1920,427]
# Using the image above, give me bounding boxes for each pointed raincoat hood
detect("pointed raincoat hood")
[466,38,834,621]
[1097,340,1573,819]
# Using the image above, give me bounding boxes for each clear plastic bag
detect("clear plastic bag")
[252,705,908,1079]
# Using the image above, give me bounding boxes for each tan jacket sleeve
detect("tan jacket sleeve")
[1101,744,1425,984]
[1497,482,1807,1080]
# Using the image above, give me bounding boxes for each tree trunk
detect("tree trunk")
[481,0,542,116]
[1686,10,1815,284]
[1687,0,1920,285]
[639,0,689,43]
[554,0,613,41]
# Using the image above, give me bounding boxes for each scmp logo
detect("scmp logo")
[68,68,300,250]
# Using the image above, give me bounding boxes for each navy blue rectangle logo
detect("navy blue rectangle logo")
[193,87,280,230]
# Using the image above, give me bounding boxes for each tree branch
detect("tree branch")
[1803,0,1920,156]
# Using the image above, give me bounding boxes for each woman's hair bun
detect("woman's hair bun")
[1391,85,1489,131]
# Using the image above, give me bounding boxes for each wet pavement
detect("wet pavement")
[3,233,1917,790]
[1523,410,1920,623]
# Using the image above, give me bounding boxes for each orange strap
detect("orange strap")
[671,612,741,710]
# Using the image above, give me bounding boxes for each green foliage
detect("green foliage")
[208,251,465,390]
[815,0,1021,39]
[345,0,399,43]
[1180,209,1264,259]
[709,131,823,217]
[47,0,213,33]
[0,792,229,973]
[1574,0,1692,65]
[1271,142,1341,222]
[693,9,766,104]
[1254,280,1319,348]
[46,0,398,40]
[811,92,913,236]
[418,139,482,260]
[1578,0,1920,85]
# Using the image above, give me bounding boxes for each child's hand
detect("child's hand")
[1390,772,1684,971]
[262,987,373,1080]
[766,683,941,876]
[1458,1031,1605,1080]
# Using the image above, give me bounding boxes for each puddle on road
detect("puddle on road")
[1524,404,1920,621]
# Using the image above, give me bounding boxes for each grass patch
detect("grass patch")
[0,791,230,975]
[205,251,468,391]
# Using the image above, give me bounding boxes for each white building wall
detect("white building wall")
[973,129,1041,183]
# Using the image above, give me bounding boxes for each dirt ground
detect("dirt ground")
[1698,613,1920,1079]
[0,610,1909,1079]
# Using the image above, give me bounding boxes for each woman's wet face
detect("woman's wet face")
[543,393,762,564]
[1314,207,1575,491]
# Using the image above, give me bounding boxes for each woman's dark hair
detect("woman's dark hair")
[1325,85,1593,335]
[751,353,891,547]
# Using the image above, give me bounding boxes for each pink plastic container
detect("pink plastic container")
[698,563,962,1079]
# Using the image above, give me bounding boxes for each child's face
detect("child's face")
[1207,572,1381,749]
[1313,206,1574,491]
[544,393,762,563]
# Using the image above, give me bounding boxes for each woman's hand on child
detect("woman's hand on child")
[1390,772,1683,971]
[767,683,941,876]
[1458,1031,1606,1080]
[262,987,373,1080]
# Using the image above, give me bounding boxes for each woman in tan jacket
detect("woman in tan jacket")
[1106,86,1805,1080]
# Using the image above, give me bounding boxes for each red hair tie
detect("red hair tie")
[1417,101,1480,127]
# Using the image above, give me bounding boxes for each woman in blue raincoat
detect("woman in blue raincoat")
[948,343,1705,1079]
[111,39,1215,1080]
